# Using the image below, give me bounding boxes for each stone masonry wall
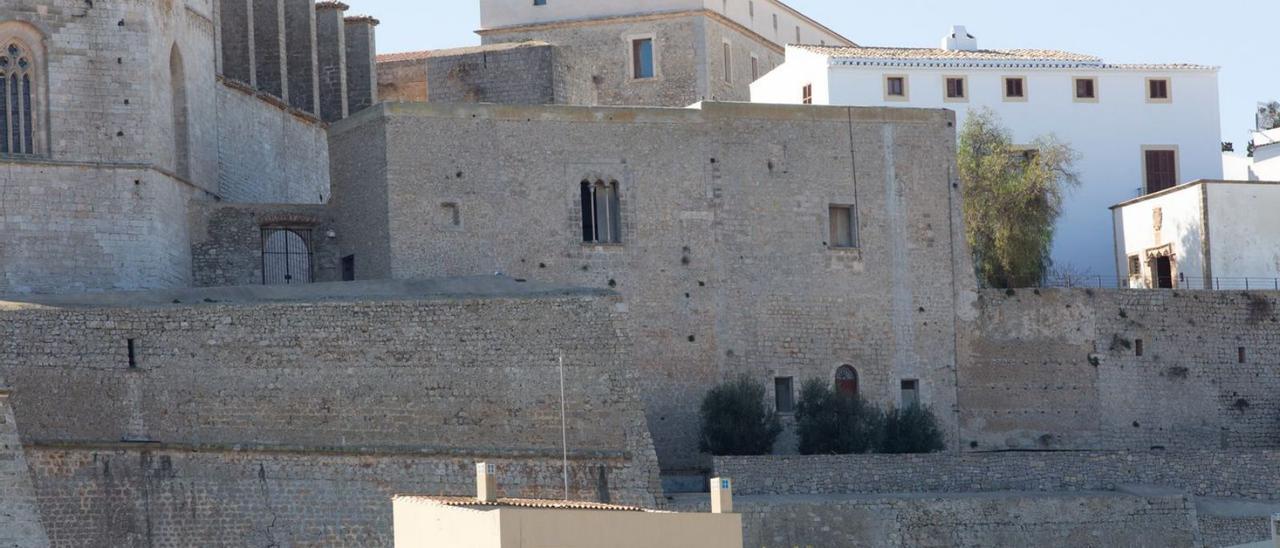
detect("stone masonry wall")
[715,450,1280,499]
[961,289,1280,452]
[215,81,331,204]
[0,162,200,294]
[0,391,49,548]
[479,12,785,107]
[189,203,343,287]
[329,101,972,469]
[424,42,558,105]
[674,491,1199,548]
[0,287,660,545]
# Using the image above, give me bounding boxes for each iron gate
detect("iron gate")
[261,228,313,285]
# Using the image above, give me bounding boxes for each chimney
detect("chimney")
[710,477,733,514]
[942,25,978,51]
[476,462,497,502]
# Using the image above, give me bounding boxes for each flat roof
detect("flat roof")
[394,496,662,513]
[1109,179,1280,210]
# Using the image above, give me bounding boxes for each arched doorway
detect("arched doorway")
[835,365,858,397]
[261,228,313,285]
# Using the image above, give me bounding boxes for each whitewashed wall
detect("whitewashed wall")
[1111,185,1206,288]
[1205,183,1280,283]
[753,49,1223,276]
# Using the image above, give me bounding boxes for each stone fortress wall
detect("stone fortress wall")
[0,279,660,546]
[327,100,972,470]
[960,288,1280,452]
[0,389,49,548]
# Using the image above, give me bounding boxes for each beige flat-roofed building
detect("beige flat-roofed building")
[392,496,743,548]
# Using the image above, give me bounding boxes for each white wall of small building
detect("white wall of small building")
[753,50,1223,276]
[1111,185,1206,289]
[478,0,849,46]
[1205,183,1280,284]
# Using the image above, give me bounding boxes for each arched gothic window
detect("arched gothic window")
[170,44,191,179]
[0,40,37,155]
[835,365,859,397]
[581,179,622,244]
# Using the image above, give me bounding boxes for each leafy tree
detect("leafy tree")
[1258,101,1280,131]
[795,379,884,455]
[880,404,946,454]
[959,108,1080,288]
[698,376,782,456]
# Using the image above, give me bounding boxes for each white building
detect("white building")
[1111,180,1280,290]
[751,26,1223,277]
[1226,128,1280,181]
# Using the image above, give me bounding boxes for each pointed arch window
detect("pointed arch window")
[835,365,859,397]
[580,179,622,244]
[0,41,36,155]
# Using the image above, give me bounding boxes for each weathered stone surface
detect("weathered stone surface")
[0,391,49,548]
[671,491,1200,548]
[328,101,971,469]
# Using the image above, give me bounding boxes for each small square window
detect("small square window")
[774,377,795,413]
[1003,77,1026,100]
[1147,78,1171,102]
[900,380,919,409]
[884,76,907,100]
[632,38,655,79]
[802,83,813,105]
[945,77,967,101]
[1074,77,1097,101]
[829,205,857,249]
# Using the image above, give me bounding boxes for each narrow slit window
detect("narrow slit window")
[581,180,622,244]
[722,42,732,83]
[127,339,137,369]
[1238,347,1247,364]
[1135,339,1144,357]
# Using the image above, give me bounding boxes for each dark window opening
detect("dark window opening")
[1149,79,1169,100]
[127,339,137,369]
[945,77,965,99]
[774,377,795,413]
[1075,78,1097,99]
[341,255,355,282]
[1135,339,1145,357]
[900,379,919,409]
[835,365,858,397]
[1238,347,1247,364]
[1005,77,1025,98]
[581,180,621,244]
[886,77,905,97]
[1154,256,1174,288]
[1,41,37,155]
[802,83,813,104]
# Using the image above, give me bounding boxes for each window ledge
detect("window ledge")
[582,243,625,250]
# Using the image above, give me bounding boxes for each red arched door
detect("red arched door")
[835,365,858,397]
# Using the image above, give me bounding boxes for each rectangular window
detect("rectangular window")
[582,180,622,244]
[774,377,795,413]
[1003,77,1026,100]
[795,27,801,44]
[945,77,967,101]
[1239,347,1247,364]
[748,1,754,17]
[900,380,920,409]
[1147,78,1171,102]
[127,339,138,369]
[829,205,857,249]
[884,76,907,100]
[772,14,778,30]
[1144,148,1178,194]
[751,55,759,82]
[632,38,654,79]
[533,0,546,5]
[802,83,813,104]
[1074,77,1097,101]
[1135,339,1145,357]
[341,255,355,282]
[722,42,732,83]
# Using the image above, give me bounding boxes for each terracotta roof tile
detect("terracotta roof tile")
[794,45,1216,70]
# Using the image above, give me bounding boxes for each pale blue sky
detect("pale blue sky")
[353,0,1272,151]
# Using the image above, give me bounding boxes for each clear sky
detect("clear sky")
[353,0,1273,152]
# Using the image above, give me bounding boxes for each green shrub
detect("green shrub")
[795,379,884,455]
[880,404,946,454]
[698,376,782,456]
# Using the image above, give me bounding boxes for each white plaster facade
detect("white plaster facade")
[478,0,852,47]
[1111,180,1280,289]
[751,28,1224,277]
[1234,128,1280,181]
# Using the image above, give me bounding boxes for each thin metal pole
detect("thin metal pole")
[558,351,570,501]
